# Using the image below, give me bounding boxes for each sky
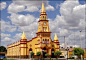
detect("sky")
[0,0,86,48]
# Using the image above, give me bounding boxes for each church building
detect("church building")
[7,3,60,58]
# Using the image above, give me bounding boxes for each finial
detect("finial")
[21,31,27,39]
[41,3,46,13]
[54,33,58,40]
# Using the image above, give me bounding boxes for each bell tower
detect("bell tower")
[36,3,52,55]
[37,3,51,33]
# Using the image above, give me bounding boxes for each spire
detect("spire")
[41,3,46,13]
[54,33,58,40]
[21,31,27,39]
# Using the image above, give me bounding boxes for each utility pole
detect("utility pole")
[80,30,82,60]
[80,30,82,48]
[64,36,65,49]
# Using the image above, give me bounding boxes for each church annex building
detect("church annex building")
[7,3,60,58]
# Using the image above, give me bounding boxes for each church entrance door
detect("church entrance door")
[51,49,55,58]
[43,51,47,58]
[51,52,55,58]
[43,47,47,58]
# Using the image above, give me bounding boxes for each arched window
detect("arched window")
[45,16,46,20]
[47,39,49,43]
[43,39,44,43]
[45,39,47,44]
[43,16,44,19]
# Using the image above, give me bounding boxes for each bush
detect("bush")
[69,57,72,59]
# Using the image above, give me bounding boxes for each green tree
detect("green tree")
[73,48,84,59]
[54,51,62,60]
[30,52,34,60]
[0,46,7,53]
[36,52,41,60]
[45,53,49,60]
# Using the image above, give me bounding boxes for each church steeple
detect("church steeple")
[54,33,58,40]
[41,3,46,13]
[21,31,27,39]
[37,2,51,36]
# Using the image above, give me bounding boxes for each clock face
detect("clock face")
[44,23,46,25]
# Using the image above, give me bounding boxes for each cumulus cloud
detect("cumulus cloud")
[53,0,85,30]
[1,20,16,32]
[48,0,85,48]
[1,33,11,39]
[7,3,25,13]
[46,5,55,11]
[7,0,55,13]
[0,2,6,10]
[7,13,36,26]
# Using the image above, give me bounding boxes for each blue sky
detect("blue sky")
[0,0,85,48]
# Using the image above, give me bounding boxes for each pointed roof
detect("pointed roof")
[21,31,27,39]
[54,33,58,40]
[41,3,46,12]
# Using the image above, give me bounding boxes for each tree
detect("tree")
[0,46,7,53]
[45,53,49,60]
[36,52,41,60]
[54,51,62,60]
[73,48,84,59]
[30,52,34,60]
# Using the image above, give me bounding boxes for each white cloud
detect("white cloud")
[18,22,38,32]
[46,5,55,11]
[7,1,55,13]
[53,0,85,30]
[7,13,36,26]
[8,3,25,13]
[0,2,6,10]
[1,33,11,39]
[1,20,16,32]
[48,0,85,48]
[2,37,12,42]
[25,6,39,12]
[13,33,22,40]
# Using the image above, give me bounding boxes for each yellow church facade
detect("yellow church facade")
[7,3,60,58]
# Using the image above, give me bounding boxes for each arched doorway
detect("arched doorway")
[43,47,47,58]
[51,48,55,58]
[29,48,32,58]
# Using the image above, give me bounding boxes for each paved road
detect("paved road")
[7,58,86,60]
